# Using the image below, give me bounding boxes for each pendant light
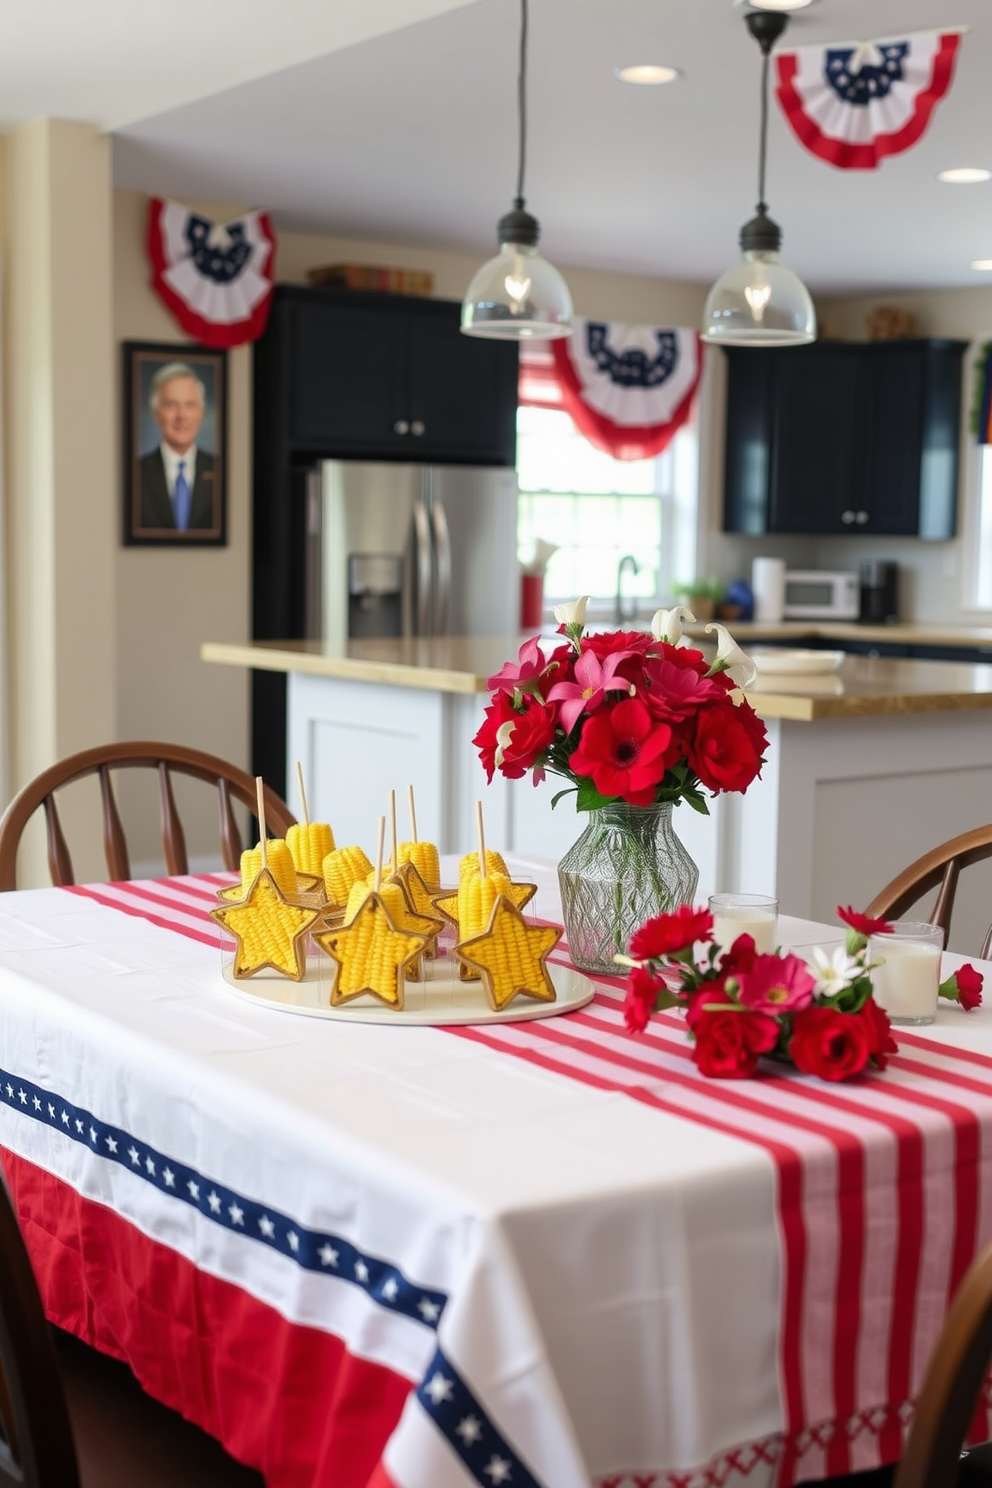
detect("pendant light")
[461,0,573,340]
[702,10,815,347]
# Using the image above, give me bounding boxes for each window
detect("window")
[516,405,698,616]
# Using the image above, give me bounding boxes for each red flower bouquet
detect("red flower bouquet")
[475,599,768,813]
[623,903,984,1082]
[475,599,771,975]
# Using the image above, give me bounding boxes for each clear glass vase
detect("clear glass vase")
[557,803,699,975]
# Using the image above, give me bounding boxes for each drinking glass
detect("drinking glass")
[708,893,778,955]
[868,921,943,1025]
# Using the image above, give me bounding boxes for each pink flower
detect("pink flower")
[567,697,673,805]
[547,647,635,734]
[486,637,551,695]
[737,953,815,1015]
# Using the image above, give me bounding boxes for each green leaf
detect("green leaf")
[575,780,613,812]
[550,786,577,810]
[682,789,711,816]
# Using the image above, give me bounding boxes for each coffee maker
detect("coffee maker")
[859,560,898,624]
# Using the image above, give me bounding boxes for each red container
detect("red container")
[520,573,544,631]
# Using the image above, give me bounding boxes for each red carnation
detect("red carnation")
[623,966,663,1033]
[583,630,655,661]
[788,1005,871,1082]
[836,905,894,936]
[568,697,672,805]
[629,906,713,960]
[688,701,766,795]
[941,962,984,1011]
[690,1007,779,1079]
[641,658,727,724]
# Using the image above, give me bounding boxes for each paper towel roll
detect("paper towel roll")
[752,557,786,623]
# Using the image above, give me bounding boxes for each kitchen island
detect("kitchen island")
[202,637,992,951]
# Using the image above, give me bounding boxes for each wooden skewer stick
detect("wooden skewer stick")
[255,778,268,870]
[294,761,310,827]
[374,816,385,893]
[476,799,487,880]
[390,789,398,873]
[407,784,418,843]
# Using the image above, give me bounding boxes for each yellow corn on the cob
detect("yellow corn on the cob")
[287,822,335,877]
[459,849,508,882]
[210,871,320,981]
[323,845,374,907]
[240,839,297,900]
[398,840,440,892]
[456,870,512,979]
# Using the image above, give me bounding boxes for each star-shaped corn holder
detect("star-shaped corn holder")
[433,878,536,928]
[210,867,324,981]
[391,861,445,955]
[316,891,431,1010]
[455,895,561,1012]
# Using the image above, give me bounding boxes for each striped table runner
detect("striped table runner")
[55,877,992,1486]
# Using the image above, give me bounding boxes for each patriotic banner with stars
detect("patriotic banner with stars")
[147,196,277,348]
[775,28,964,171]
[550,320,702,461]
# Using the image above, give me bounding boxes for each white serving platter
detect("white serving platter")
[220,955,594,1026]
[751,648,846,676]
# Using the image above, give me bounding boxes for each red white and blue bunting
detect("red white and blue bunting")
[550,320,703,461]
[147,197,277,348]
[775,28,964,171]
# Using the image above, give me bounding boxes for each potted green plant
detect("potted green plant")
[670,578,724,622]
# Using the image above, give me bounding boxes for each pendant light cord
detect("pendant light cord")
[514,0,528,211]
[756,39,769,215]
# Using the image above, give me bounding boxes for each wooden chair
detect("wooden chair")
[0,741,296,891]
[893,1240,992,1488]
[864,824,992,958]
[0,1166,265,1487]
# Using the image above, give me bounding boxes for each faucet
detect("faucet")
[616,554,639,624]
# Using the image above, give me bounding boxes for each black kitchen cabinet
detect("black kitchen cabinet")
[723,338,967,539]
[271,285,518,465]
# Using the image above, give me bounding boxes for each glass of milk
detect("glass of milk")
[868,921,944,1025]
[709,893,779,955]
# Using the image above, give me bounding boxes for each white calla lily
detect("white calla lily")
[650,605,696,646]
[705,623,757,689]
[553,596,589,629]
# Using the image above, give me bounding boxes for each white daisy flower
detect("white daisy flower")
[809,945,862,996]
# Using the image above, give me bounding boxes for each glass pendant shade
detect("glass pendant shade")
[461,236,573,340]
[702,247,816,346]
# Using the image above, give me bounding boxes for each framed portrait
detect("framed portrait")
[123,341,227,546]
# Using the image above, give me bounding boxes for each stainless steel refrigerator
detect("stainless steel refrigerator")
[304,460,519,643]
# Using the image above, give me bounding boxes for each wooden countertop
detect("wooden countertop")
[201,637,992,722]
[694,621,992,649]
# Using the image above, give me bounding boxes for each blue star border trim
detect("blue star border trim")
[0,1067,548,1488]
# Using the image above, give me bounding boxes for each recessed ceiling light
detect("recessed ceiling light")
[971,259,992,271]
[937,167,992,184]
[733,0,815,11]
[614,64,681,85]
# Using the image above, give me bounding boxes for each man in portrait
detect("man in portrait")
[138,362,217,531]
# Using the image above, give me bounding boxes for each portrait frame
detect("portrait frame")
[123,341,227,546]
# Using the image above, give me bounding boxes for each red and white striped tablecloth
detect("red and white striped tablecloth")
[1,874,992,1488]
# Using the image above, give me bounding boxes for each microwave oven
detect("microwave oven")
[782,570,859,620]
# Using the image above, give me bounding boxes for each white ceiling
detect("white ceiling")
[13,0,992,294]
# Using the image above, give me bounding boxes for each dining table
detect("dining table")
[1,857,992,1488]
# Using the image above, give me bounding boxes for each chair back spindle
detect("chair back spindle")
[0,743,295,891]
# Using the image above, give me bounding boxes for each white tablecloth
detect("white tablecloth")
[0,868,990,1488]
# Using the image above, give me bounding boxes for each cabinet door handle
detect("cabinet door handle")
[394,419,410,435]
[855,510,869,525]
[841,510,855,525]
[411,420,425,437]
